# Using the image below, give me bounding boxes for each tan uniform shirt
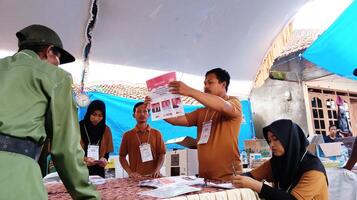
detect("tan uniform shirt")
[186,96,242,181]
[251,160,329,200]
[119,125,166,175]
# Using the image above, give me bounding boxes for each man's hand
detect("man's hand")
[343,165,352,170]
[168,81,194,97]
[232,175,263,193]
[151,169,162,178]
[144,96,152,108]
[129,172,142,179]
[84,157,96,166]
[97,157,108,168]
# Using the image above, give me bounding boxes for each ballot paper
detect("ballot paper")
[43,172,61,183]
[139,176,204,188]
[44,172,106,185]
[146,72,184,121]
[89,175,106,185]
[138,185,201,199]
[206,182,235,189]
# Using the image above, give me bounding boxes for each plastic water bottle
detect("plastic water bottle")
[241,150,248,168]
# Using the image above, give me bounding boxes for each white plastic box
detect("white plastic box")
[165,149,198,176]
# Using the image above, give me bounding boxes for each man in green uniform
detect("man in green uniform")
[0,24,100,199]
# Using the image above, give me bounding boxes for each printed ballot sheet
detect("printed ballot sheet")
[146,72,184,121]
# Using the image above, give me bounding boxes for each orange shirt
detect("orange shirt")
[119,125,166,176]
[186,96,242,181]
[250,160,329,200]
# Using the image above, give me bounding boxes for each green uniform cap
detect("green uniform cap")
[16,24,75,64]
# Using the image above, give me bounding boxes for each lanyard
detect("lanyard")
[136,129,151,145]
[84,125,101,145]
[203,108,216,122]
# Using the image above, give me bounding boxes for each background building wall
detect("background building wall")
[250,53,309,138]
[250,78,308,138]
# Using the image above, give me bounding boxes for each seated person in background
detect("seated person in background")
[80,100,114,178]
[232,119,328,200]
[344,137,357,170]
[119,102,166,178]
[323,124,342,143]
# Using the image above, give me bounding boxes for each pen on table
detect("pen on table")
[232,163,237,176]
[203,178,208,187]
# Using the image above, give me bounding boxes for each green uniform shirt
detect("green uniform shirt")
[0,50,100,199]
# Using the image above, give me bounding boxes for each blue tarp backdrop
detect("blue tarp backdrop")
[303,0,357,80]
[79,92,255,155]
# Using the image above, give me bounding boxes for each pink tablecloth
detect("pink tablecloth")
[47,178,221,200]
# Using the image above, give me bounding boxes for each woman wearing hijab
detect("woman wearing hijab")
[80,100,114,178]
[232,119,328,200]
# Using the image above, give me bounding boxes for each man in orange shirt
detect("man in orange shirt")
[145,68,243,181]
[119,102,166,178]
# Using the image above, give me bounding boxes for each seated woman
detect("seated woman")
[232,119,328,200]
[80,100,114,178]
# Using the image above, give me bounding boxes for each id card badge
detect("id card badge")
[197,120,212,145]
[87,145,99,160]
[139,143,153,162]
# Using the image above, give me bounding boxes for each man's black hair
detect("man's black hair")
[133,102,146,113]
[329,124,337,130]
[205,68,230,92]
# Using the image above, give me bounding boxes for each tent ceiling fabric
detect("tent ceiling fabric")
[0,0,308,95]
[0,1,89,59]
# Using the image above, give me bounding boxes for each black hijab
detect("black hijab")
[80,100,106,149]
[263,119,326,191]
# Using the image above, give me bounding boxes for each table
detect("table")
[47,178,233,200]
[48,169,357,199]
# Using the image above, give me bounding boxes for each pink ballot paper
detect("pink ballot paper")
[146,72,185,121]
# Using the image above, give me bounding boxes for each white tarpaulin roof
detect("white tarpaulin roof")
[0,0,308,98]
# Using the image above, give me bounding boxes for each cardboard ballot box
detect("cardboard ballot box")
[316,142,342,160]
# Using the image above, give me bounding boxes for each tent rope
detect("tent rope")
[80,0,99,93]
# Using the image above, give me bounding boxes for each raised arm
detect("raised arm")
[168,81,240,118]
[164,116,190,126]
